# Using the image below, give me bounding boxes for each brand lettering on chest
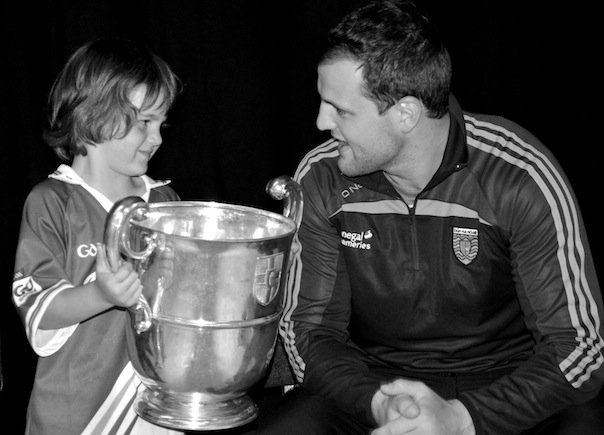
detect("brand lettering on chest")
[341,183,363,198]
[77,243,98,258]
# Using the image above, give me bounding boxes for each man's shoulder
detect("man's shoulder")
[294,140,345,197]
[295,140,341,178]
[463,112,546,152]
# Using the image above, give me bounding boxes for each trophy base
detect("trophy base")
[134,387,258,431]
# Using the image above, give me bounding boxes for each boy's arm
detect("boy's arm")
[38,245,142,330]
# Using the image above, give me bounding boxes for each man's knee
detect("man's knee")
[523,392,604,435]
[257,387,369,435]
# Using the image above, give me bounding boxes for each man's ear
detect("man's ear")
[391,96,422,133]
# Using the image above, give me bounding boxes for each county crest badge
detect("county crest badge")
[452,227,478,265]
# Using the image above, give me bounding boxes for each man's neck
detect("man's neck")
[384,113,450,204]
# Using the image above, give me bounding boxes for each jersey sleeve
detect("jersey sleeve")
[12,186,79,357]
[458,133,604,433]
[280,164,383,426]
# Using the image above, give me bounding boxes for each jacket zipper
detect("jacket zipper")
[406,200,420,270]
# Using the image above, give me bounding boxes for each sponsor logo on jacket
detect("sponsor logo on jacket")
[341,230,373,250]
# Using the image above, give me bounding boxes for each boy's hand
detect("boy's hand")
[95,243,143,308]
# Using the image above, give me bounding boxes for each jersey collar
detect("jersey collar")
[49,164,172,211]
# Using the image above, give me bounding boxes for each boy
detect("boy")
[12,37,183,434]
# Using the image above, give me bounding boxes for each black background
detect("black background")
[0,1,600,431]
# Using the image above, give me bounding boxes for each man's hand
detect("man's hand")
[372,383,421,426]
[371,378,475,435]
[95,243,142,308]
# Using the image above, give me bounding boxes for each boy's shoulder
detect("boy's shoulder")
[27,176,78,202]
[24,176,99,220]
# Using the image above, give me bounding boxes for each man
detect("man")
[258,1,603,434]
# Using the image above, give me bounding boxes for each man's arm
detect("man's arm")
[280,151,385,426]
[456,128,603,433]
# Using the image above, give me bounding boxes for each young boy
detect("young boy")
[12,37,183,434]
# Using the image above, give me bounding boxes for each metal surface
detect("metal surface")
[104,176,302,431]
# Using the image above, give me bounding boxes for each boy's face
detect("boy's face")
[97,86,168,178]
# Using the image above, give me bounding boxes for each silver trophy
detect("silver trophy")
[103,176,302,431]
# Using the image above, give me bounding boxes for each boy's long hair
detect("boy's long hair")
[44,37,182,162]
[318,0,451,118]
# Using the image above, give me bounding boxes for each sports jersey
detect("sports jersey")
[12,164,183,435]
[281,96,604,434]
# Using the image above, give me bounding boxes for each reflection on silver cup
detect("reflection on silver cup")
[104,176,302,431]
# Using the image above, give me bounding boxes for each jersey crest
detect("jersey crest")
[452,227,479,265]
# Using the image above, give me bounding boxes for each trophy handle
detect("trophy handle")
[103,196,153,333]
[266,176,303,229]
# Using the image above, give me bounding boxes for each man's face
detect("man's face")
[316,58,402,177]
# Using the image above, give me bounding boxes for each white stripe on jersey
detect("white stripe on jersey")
[82,362,138,435]
[82,363,184,435]
[24,279,78,357]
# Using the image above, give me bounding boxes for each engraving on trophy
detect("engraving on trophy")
[254,252,284,306]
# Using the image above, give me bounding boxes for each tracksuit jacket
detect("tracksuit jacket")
[280,96,603,434]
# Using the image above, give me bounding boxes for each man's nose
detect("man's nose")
[316,103,335,132]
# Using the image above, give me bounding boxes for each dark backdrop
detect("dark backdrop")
[1,1,600,431]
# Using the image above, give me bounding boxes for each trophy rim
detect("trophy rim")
[134,200,298,242]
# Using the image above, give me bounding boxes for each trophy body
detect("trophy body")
[104,177,301,430]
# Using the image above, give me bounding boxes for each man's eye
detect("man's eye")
[336,109,348,117]
[138,119,150,126]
